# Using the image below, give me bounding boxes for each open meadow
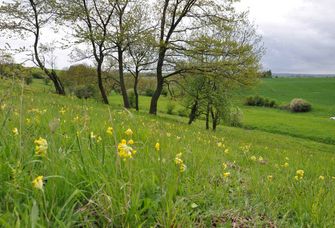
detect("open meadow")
[1,77,335,227]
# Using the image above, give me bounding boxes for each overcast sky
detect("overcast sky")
[238,0,335,74]
[1,0,335,74]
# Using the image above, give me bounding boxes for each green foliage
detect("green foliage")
[245,96,277,108]
[74,84,97,99]
[166,101,176,115]
[31,72,45,79]
[289,98,312,112]
[24,76,33,85]
[59,64,96,89]
[127,89,136,108]
[145,88,155,97]
[1,78,335,227]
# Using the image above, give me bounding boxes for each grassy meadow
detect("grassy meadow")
[240,78,335,144]
[1,77,335,226]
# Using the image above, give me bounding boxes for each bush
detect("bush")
[225,107,243,127]
[166,101,176,115]
[245,96,277,108]
[145,88,155,97]
[74,85,96,99]
[127,89,136,108]
[178,108,189,117]
[289,98,312,112]
[32,72,44,79]
[24,76,33,85]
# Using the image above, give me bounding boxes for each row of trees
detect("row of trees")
[0,0,263,127]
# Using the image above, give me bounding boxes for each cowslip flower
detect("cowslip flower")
[295,169,304,180]
[155,142,160,151]
[282,162,289,168]
[175,153,187,173]
[267,175,273,181]
[222,162,228,170]
[250,156,257,161]
[32,176,44,190]
[59,107,66,115]
[118,139,136,160]
[319,176,325,180]
[128,139,134,145]
[125,129,133,137]
[106,127,113,135]
[34,137,48,157]
[12,128,19,136]
[223,172,231,178]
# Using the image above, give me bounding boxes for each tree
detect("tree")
[123,2,157,111]
[57,0,116,104]
[181,12,263,130]
[0,0,66,95]
[148,0,199,115]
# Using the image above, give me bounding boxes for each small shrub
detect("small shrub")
[145,88,155,97]
[24,76,33,85]
[127,89,136,108]
[166,102,175,115]
[74,85,96,99]
[245,96,277,108]
[289,98,312,112]
[226,107,243,127]
[44,78,50,85]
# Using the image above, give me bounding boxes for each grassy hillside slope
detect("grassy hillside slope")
[1,79,335,227]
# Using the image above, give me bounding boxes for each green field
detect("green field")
[240,78,335,144]
[1,77,335,226]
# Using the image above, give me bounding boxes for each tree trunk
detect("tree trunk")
[97,62,109,104]
[134,72,139,111]
[188,100,198,125]
[118,46,130,108]
[206,103,210,130]
[149,50,165,115]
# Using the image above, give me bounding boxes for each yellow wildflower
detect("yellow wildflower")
[295,169,304,180]
[59,107,66,115]
[217,142,223,147]
[97,136,102,143]
[32,176,44,190]
[282,162,289,168]
[155,142,160,151]
[125,128,133,136]
[222,162,227,170]
[224,149,229,154]
[128,139,134,145]
[250,156,257,161]
[258,156,264,162]
[175,153,187,173]
[12,128,19,136]
[34,137,48,157]
[319,176,325,180]
[118,139,136,160]
[106,127,113,135]
[267,175,273,181]
[90,132,96,139]
[223,172,231,178]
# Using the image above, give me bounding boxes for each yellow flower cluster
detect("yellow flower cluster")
[12,128,19,136]
[155,142,160,151]
[32,176,44,190]
[106,127,113,135]
[175,153,187,173]
[34,137,48,157]
[118,139,136,160]
[295,169,304,181]
[125,128,133,137]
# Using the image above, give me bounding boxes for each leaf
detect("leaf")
[30,200,39,228]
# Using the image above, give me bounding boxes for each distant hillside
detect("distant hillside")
[273,73,335,78]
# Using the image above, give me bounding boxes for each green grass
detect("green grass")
[1,78,335,226]
[238,77,335,144]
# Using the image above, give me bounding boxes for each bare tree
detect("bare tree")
[0,0,66,95]
[57,0,116,104]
